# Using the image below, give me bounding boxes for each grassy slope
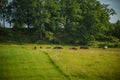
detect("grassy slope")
[0,44,120,80]
[0,45,68,80]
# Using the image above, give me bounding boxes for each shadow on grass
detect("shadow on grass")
[43,51,71,80]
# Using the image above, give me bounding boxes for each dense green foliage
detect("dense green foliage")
[0,0,119,46]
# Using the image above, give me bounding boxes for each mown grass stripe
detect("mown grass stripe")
[43,51,71,80]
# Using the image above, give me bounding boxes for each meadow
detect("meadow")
[0,44,120,80]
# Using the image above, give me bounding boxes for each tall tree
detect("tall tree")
[112,20,120,39]
[8,0,40,28]
[0,0,8,27]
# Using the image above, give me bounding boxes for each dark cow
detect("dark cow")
[53,46,63,49]
[34,46,37,50]
[40,46,42,49]
[80,46,89,49]
[70,47,78,50]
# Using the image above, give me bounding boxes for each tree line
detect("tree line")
[0,0,120,47]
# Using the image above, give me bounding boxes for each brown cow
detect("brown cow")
[40,46,42,49]
[53,46,63,49]
[70,47,78,50]
[80,46,89,49]
[34,46,37,50]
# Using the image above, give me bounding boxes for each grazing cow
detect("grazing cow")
[46,47,51,49]
[103,46,108,49]
[34,46,37,50]
[80,46,89,49]
[70,47,78,50]
[40,46,42,49]
[53,46,63,49]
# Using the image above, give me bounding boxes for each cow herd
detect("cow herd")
[33,46,91,50]
[33,45,108,50]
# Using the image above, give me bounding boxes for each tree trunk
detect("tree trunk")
[27,24,30,29]
[3,17,5,28]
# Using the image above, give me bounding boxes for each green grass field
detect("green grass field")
[0,44,120,80]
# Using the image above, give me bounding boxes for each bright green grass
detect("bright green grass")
[0,44,120,80]
[0,45,68,80]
